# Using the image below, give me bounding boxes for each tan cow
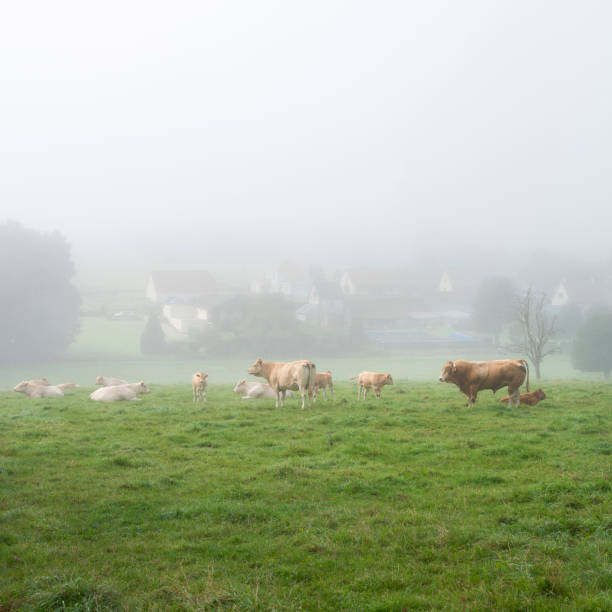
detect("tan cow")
[89,382,150,402]
[192,372,208,402]
[314,370,334,401]
[95,375,128,387]
[501,388,546,406]
[439,359,530,408]
[248,358,316,409]
[13,381,64,398]
[350,372,393,399]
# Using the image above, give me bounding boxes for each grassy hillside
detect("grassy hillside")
[1,381,610,610]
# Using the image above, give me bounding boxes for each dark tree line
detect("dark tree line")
[0,221,80,361]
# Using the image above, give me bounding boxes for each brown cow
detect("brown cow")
[439,359,530,408]
[501,388,546,406]
[350,372,393,400]
[248,358,316,409]
[314,370,334,401]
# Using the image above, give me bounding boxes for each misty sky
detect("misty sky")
[1,1,611,272]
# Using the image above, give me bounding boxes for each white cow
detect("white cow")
[233,379,293,399]
[247,358,316,409]
[13,381,64,398]
[89,382,150,403]
[192,372,208,402]
[95,375,128,386]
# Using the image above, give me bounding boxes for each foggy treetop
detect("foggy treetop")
[1,1,611,278]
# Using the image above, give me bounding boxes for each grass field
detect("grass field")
[1,381,610,610]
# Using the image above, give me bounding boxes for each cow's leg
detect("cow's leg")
[375,388,381,399]
[203,388,207,403]
[358,385,362,400]
[300,386,306,410]
[193,388,196,402]
[307,383,313,408]
[274,389,280,409]
[323,387,328,401]
[508,387,519,408]
[364,387,368,399]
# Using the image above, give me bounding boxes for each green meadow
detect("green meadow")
[1,380,610,610]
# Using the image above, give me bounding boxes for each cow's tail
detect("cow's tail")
[521,359,530,392]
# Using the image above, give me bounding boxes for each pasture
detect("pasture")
[1,380,610,610]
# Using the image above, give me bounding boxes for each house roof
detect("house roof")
[149,270,221,296]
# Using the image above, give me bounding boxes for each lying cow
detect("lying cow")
[89,382,150,403]
[439,359,530,408]
[350,372,393,399]
[13,381,64,398]
[314,370,334,401]
[501,388,546,406]
[95,375,128,387]
[248,357,316,409]
[192,372,208,402]
[233,379,293,399]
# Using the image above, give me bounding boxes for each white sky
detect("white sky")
[1,0,611,274]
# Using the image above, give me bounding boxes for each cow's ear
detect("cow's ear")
[257,357,263,364]
[452,362,457,372]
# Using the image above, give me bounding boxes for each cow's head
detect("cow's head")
[439,361,457,382]
[385,374,393,385]
[138,381,150,394]
[535,388,547,401]
[95,375,104,385]
[13,381,28,393]
[233,379,247,393]
[248,358,264,376]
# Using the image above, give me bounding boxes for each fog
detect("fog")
[2,1,611,282]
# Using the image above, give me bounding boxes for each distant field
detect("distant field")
[1,381,610,610]
[1,317,607,391]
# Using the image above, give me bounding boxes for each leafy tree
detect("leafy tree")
[472,276,518,344]
[508,287,559,379]
[0,221,80,361]
[571,309,612,379]
[140,313,167,355]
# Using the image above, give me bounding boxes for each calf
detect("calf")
[192,372,208,402]
[501,388,546,406]
[350,372,393,399]
[314,370,334,401]
[89,382,150,403]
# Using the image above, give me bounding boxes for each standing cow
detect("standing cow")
[350,372,394,399]
[192,372,208,402]
[248,358,316,409]
[314,370,334,401]
[439,359,530,408]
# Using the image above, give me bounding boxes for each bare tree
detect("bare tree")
[509,287,559,379]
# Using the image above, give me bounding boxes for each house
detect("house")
[146,270,233,334]
[296,282,351,329]
[551,278,605,309]
[339,267,403,297]
[250,261,313,302]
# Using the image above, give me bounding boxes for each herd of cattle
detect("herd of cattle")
[11,356,547,409]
